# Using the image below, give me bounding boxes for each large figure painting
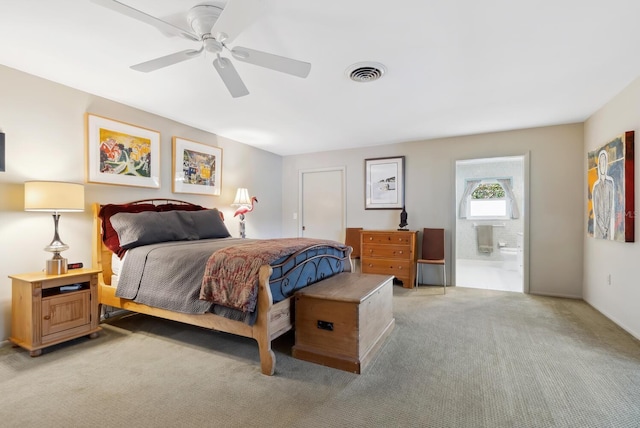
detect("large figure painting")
[587,131,634,242]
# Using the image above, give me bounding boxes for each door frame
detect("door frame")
[452,152,530,293]
[298,166,347,239]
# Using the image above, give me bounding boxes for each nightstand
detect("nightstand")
[8,268,102,356]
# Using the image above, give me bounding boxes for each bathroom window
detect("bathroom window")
[468,182,509,219]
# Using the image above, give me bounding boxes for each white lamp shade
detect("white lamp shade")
[232,187,251,206]
[24,181,85,212]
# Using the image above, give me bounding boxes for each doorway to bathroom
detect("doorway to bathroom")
[454,155,528,293]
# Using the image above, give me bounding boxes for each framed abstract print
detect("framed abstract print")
[86,113,160,188]
[172,137,222,196]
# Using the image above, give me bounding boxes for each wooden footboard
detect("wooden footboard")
[97,264,289,375]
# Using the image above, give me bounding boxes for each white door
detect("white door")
[300,168,345,241]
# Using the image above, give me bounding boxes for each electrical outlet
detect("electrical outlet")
[607,274,612,285]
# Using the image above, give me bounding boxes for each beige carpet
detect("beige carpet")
[1,286,639,428]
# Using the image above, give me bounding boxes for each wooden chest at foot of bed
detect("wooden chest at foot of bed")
[292,273,395,374]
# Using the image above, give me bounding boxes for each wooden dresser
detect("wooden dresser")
[361,230,418,288]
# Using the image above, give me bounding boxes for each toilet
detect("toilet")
[499,246,518,271]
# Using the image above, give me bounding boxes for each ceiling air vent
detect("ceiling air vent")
[346,62,386,82]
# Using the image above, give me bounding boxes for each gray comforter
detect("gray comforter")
[117,237,255,314]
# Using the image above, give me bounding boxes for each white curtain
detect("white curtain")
[497,178,519,219]
[458,180,481,218]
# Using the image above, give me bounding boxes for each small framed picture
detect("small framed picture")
[86,113,160,188]
[172,137,222,195]
[365,156,405,209]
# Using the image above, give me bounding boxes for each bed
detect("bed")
[92,199,352,375]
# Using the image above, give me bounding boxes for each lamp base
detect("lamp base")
[238,214,246,239]
[46,257,68,275]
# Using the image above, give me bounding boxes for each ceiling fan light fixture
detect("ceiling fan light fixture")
[187,4,223,35]
[346,62,386,82]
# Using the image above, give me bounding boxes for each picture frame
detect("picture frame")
[365,156,405,209]
[172,136,222,196]
[86,113,160,188]
[587,131,635,242]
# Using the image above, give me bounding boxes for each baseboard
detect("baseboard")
[583,299,640,342]
[528,290,582,299]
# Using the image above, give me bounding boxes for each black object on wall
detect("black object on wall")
[0,132,5,172]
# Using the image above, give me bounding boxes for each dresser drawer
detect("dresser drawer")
[361,258,413,276]
[362,232,413,245]
[362,244,413,260]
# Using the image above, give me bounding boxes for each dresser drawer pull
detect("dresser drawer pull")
[43,315,51,320]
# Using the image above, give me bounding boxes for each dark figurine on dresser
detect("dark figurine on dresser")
[398,206,408,231]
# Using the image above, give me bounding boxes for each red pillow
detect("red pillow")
[156,203,206,212]
[98,203,157,257]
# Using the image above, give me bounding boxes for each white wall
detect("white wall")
[584,75,640,340]
[283,123,584,298]
[0,65,282,341]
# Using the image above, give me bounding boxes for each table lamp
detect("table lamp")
[231,187,257,238]
[24,181,85,275]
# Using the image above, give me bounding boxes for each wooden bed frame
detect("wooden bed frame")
[91,201,351,375]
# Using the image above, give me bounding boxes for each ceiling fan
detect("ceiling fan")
[91,0,311,98]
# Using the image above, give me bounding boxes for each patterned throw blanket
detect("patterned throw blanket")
[199,238,345,313]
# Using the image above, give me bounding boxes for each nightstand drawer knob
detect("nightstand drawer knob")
[43,315,51,320]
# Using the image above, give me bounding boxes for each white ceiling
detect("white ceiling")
[1,0,640,156]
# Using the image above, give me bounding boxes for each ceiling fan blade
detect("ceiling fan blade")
[231,47,311,78]
[213,57,249,98]
[211,0,265,43]
[131,49,203,72]
[91,0,199,41]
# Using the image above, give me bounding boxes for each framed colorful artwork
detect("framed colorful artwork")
[85,114,160,188]
[172,137,222,195]
[587,131,634,242]
[365,156,405,209]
